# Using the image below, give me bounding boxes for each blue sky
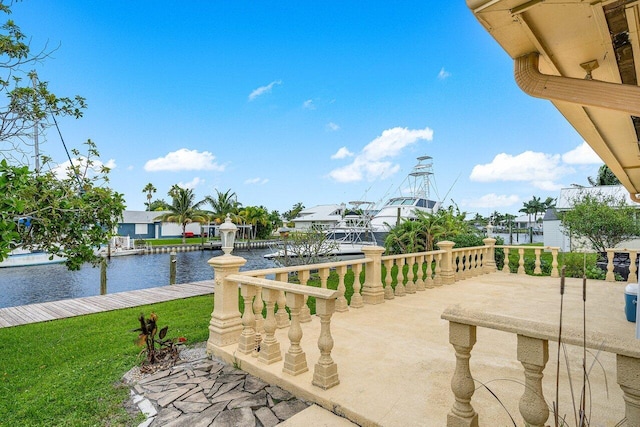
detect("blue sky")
[11,1,602,216]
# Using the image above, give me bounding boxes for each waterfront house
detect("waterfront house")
[116,210,205,240]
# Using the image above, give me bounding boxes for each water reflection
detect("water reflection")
[0,249,276,309]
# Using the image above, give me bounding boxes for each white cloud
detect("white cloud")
[328,126,433,183]
[463,193,520,209]
[244,177,269,185]
[438,67,451,80]
[326,122,340,131]
[469,151,573,188]
[177,177,204,189]
[331,147,354,160]
[303,99,315,110]
[51,157,116,180]
[562,141,602,165]
[144,149,225,172]
[248,80,282,101]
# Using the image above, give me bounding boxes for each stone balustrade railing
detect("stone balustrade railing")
[441,305,640,427]
[603,248,639,282]
[497,245,560,278]
[206,239,559,391]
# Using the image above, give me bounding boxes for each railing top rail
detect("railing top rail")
[495,245,559,250]
[238,257,372,278]
[604,248,640,252]
[441,304,640,359]
[381,249,445,261]
[227,273,339,300]
[451,246,486,253]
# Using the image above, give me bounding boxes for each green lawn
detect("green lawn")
[0,296,214,427]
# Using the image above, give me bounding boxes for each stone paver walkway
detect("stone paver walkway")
[125,346,311,427]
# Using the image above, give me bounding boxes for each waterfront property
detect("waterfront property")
[205,241,637,426]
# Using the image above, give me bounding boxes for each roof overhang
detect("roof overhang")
[466,0,640,201]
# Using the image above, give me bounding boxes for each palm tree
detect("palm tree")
[155,185,208,244]
[284,202,305,221]
[238,205,269,244]
[204,189,241,224]
[588,164,620,186]
[142,183,157,211]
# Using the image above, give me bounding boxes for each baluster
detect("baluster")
[518,248,525,274]
[502,247,511,273]
[630,251,638,284]
[453,253,461,281]
[335,265,349,312]
[350,263,364,308]
[395,258,406,296]
[275,272,290,328]
[606,249,615,282]
[384,259,395,299]
[434,253,443,286]
[283,292,308,375]
[237,284,257,354]
[258,288,282,364]
[473,249,480,276]
[253,276,265,335]
[549,247,559,278]
[465,250,473,279]
[312,298,339,389]
[406,256,416,294]
[425,254,435,288]
[447,322,478,427]
[298,270,312,323]
[517,335,549,427]
[415,255,426,291]
[534,248,542,275]
[617,354,640,427]
[319,267,330,288]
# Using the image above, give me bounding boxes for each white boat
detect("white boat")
[98,236,146,257]
[0,248,65,268]
[369,155,441,244]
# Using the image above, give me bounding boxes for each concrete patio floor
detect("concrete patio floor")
[211,272,634,426]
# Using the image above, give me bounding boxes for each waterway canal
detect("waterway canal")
[0,249,276,309]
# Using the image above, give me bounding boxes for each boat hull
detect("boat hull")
[0,251,65,268]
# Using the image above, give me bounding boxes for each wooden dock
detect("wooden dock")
[0,280,215,328]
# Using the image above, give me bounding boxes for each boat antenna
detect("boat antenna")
[440,172,461,205]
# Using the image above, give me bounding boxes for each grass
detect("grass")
[0,295,214,427]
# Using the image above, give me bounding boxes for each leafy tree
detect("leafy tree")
[0,4,86,166]
[588,164,620,186]
[267,209,283,234]
[149,199,170,211]
[238,205,269,243]
[142,183,156,211]
[0,141,126,270]
[155,185,208,244]
[560,190,640,252]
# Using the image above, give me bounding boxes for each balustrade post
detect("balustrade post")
[312,297,340,389]
[237,284,257,355]
[502,247,511,273]
[298,270,312,323]
[434,252,443,286]
[447,322,478,427]
[283,292,308,376]
[517,248,525,274]
[533,248,542,275]
[351,263,364,308]
[549,247,559,278]
[258,288,282,365]
[361,246,386,304]
[606,249,616,282]
[630,251,638,284]
[416,255,426,291]
[395,258,406,296]
[406,256,416,293]
[335,265,349,312]
[517,335,549,427]
[275,272,290,328]
[384,259,395,299]
[207,254,247,352]
[437,241,456,285]
[482,238,498,273]
[425,254,435,288]
[617,354,640,427]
